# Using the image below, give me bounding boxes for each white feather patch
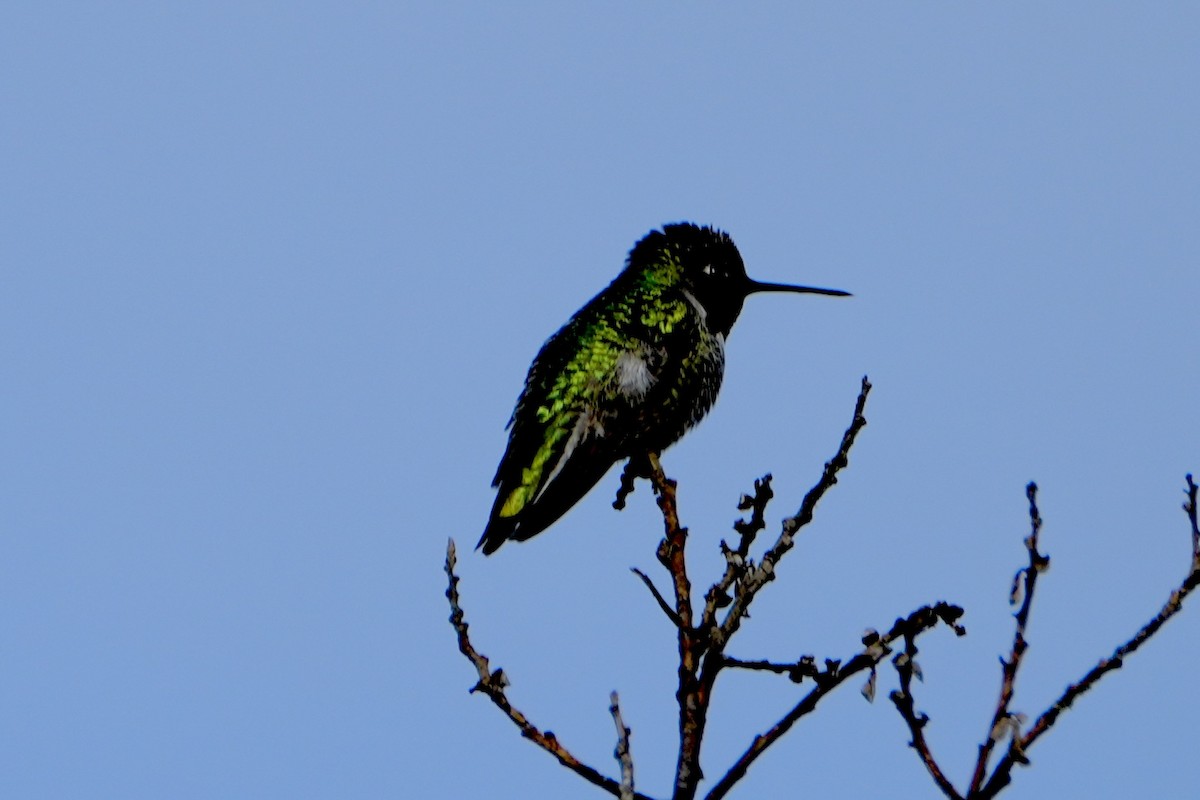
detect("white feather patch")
[616,351,656,399]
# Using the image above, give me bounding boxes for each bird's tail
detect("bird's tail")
[477,514,518,555]
[477,453,614,554]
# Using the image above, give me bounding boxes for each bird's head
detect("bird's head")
[628,222,850,337]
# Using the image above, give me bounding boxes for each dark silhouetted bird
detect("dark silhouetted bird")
[479,222,848,554]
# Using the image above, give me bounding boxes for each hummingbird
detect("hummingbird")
[478,222,849,554]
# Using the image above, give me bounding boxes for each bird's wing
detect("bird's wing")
[480,290,697,552]
[490,319,624,516]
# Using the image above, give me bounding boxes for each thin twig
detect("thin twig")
[610,692,635,800]
[700,476,774,632]
[721,655,819,684]
[1187,473,1199,565]
[632,567,683,627]
[444,539,657,800]
[968,483,1046,794]
[890,633,963,800]
[733,474,775,545]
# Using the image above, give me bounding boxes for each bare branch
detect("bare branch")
[444,539,657,800]
[705,602,965,800]
[880,475,1196,799]
[456,358,1198,800]
[645,453,706,800]
[610,692,636,800]
[976,475,1200,797]
[718,377,872,644]
[663,378,874,800]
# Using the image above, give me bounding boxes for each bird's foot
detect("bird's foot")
[613,453,656,510]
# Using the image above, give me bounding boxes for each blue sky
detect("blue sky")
[3,3,1198,798]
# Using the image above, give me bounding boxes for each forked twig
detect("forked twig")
[975,474,1200,798]
[716,378,872,646]
[444,539,656,800]
[706,604,965,800]
[891,475,1200,799]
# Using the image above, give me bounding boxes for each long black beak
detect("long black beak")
[745,279,851,297]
